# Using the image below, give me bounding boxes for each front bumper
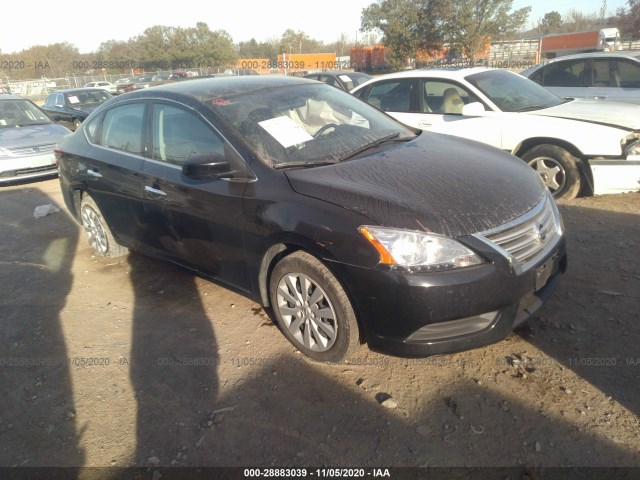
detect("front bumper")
[0,153,58,183]
[587,159,640,195]
[329,234,567,358]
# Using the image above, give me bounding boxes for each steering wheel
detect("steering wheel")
[314,123,339,138]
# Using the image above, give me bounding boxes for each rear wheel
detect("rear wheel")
[72,118,82,130]
[80,194,128,257]
[269,251,360,362]
[521,144,581,200]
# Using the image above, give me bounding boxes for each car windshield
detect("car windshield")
[65,90,112,107]
[211,83,415,167]
[0,99,52,128]
[466,69,565,112]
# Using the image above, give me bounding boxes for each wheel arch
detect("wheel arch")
[513,138,592,197]
[257,234,366,342]
[512,137,584,161]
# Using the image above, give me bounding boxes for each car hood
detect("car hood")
[527,99,640,130]
[285,132,545,238]
[0,123,70,149]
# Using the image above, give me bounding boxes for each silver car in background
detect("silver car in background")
[521,52,640,104]
[0,95,70,184]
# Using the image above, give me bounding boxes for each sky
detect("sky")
[0,0,629,54]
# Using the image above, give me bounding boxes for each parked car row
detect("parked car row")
[4,61,638,362]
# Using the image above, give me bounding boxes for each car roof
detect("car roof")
[352,67,498,89]
[0,94,28,101]
[306,71,370,76]
[367,66,494,80]
[122,76,315,100]
[49,87,110,95]
[525,52,640,73]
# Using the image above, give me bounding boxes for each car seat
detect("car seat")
[442,88,464,114]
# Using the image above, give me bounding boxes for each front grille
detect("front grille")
[475,192,562,274]
[6,143,56,156]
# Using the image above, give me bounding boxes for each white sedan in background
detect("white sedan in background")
[352,67,640,199]
[83,81,117,94]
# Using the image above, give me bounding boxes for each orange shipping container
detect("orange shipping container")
[541,31,599,53]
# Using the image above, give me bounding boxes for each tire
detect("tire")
[80,194,128,257]
[269,251,360,362]
[521,144,581,200]
[73,118,82,130]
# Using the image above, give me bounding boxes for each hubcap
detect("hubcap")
[276,273,337,352]
[81,205,108,254]
[527,156,565,194]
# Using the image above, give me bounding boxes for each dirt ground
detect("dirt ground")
[0,177,638,474]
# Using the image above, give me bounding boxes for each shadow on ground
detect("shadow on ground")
[0,186,83,469]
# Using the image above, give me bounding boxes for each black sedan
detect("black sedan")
[41,88,112,130]
[56,76,566,361]
[304,71,372,91]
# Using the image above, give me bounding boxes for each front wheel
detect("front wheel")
[269,251,360,362]
[80,194,128,257]
[521,144,581,200]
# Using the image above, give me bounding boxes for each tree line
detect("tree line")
[1,1,639,80]
[0,23,374,81]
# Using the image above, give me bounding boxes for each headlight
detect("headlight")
[359,226,484,272]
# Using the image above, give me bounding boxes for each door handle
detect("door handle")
[144,185,167,196]
[418,122,432,128]
[594,95,607,99]
[87,169,102,178]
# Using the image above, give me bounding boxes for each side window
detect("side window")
[101,103,145,155]
[55,93,64,106]
[592,59,613,87]
[542,60,586,87]
[528,68,543,85]
[367,79,414,112]
[45,95,55,107]
[84,112,103,144]
[423,81,479,114]
[151,103,225,166]
[319,75,338,88]
[616,60,640,88]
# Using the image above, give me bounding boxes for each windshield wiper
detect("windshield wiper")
[17,121,51,127]
[338,133,411,162]
[275,159,341,169]
[515,105,548,112]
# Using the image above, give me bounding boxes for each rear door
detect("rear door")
[592,58,640,104]
[81,101,152,248]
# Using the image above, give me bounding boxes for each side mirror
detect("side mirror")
[182,153,237,180]
[461,102,486,116]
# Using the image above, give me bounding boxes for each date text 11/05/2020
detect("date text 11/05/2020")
[418,59,534,69]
